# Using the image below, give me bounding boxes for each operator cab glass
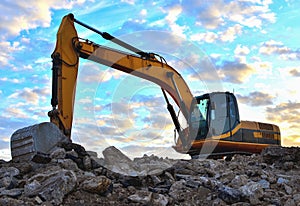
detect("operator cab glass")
[190,92,240,140]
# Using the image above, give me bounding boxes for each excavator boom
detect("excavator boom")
[49,13,194,142]
[11,13,195,162]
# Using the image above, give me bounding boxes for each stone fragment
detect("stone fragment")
[285,198,296,206]
[277,177,289,184]
[58,159,79,171]
[258,179,270,189]
[239,181,263,204]
[82,155,92,170]
[230,175,248,188]
[87,151,98,157]
[284,184,293,195]
[103,146,139,176]
[0,167,19,189]
[90,156,104,169]
[119,175,143,187]
[50,147,66,159]
[151,193,168,206]
[293,193,300,203]
[35,196,43,204]
[169,179,198,202]
[283,162,294,170]
[0,197,25,205]
[128,190,152,205]
[13,162,32,176]
[24,169,77,205]
[0,188,23,198]
[0,167,20,178]
[81,176,112,195]
[218,185,243,204]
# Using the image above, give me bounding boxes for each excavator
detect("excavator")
[10,14,281,162]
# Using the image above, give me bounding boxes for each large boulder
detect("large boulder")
[24,169,77,205]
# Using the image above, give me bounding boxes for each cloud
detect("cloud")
[266,102,300,146]
[266,102,300,123]
[0,77,24,84]
[190,24,242,43]
[282,135,300,147]
[219,24,242,42]
[140,9,147,16]
[190,32,218,43]
[3,107,29,119]
[8,87,49,105]
[121,0,135,5]
[0,0,87,39]
[234,44,250,56]
[216,58,256,84]
[236,91,275,106]
[155,4,187,38]
[0,41,23,66]
[182,0,275,29]
[289,68,300,77]
[259,40,300,60]
[78,63,125,83]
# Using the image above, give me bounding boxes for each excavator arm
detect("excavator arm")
[48,13,194,145]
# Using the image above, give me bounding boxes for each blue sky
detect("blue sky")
[0,0,299,160]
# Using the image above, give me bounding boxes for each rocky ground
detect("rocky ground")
[0,143,300,206]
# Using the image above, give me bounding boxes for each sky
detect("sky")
[0,0,300,161]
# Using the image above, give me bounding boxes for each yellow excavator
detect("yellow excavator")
[10,14,281,162]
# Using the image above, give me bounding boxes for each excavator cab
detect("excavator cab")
[192,92,240,140]
[174,91,280,157]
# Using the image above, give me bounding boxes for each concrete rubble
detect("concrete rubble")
[0,144,299,205]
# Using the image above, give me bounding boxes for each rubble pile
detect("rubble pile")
[0,144,300,205]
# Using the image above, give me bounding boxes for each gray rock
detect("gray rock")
[58,158,79,171]
[283,162,294,170]
[103,146,139,176]
[230,175,248,188]
[218,185,243,204]
[285,198,296,206]
[277,177,289,184]
[34,196,43,204]
[90,156,104,169]
[258,179,270,189]
[169,179,195,202]
[0,167,20,178]
[24,169,77,205]
[239,181,263,204]
[0,197,25,205]
[0,176,16,190]
[81,176,112,195]
[128,190,152,205]
[87,151,98,157]
[293,193,300,203]
[0,188,23,198]
[50,147,66,159]
[0,167,19,189]
[151,193,169,206]
[82,155,92,170]
[284,184,293,195]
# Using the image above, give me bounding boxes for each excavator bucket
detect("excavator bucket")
[10,122,70,163]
